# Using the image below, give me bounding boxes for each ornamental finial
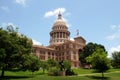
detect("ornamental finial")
[58,11,62,19]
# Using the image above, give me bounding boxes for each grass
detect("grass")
[0,68,120,80]
[73,68,94,74]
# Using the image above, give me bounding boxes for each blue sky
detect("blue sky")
[0,0,120,57]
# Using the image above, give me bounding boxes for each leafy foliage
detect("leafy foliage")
[47,58,57,68]
[63,60,71,71]
[20,54,40,73]
[48,67,60,76]
[40,61,49,73]
[86,47,111,77]
[79,42,106,65]
[63,60,76,76]
[47,59,75,76]
[111,51,120,68]
[0,26,32,77]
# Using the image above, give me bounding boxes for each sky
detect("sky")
[0,0,120,57]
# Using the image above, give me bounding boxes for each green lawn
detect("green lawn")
[0,68,120,80]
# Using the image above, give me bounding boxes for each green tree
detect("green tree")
[19,54,40,74]
[86,47,111,77]
[29,55,40,73]
[0,26,32,77]
[111,51,120,68]
[58,60,71,71]
[47,58,57,68]
[79,42,106,65]
[40,61,49,73]
[47,59,59,76]
[59,60,75,76]
[63,60,71,71]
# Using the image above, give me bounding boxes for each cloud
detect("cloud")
[32,39,41,45]
[44,8,72,27]
[110,25,117,30]
[0,22,17,28]
[106,25,120,41]
[106,33,120,40]
[66,24,72,27]
[1,6,10,12]
[62,17,71,27]
[110,25,120,30]
[44,8,66,18]
[14,0,28,6]
[108,45,120,57]
[70,38,74,41]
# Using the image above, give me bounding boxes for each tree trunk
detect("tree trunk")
[43,69,45,73]
[102,72,104,78]
[1,67,5,77]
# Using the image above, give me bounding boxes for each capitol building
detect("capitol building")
[32,12,86,68]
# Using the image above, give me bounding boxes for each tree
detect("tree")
[63,60,71,71]
[47,58,57,68]
[86,47,111,77]
[47,59,59,76]
[58,60,71,71]
[111,51,120,68]
[40,61,49,73]
[0,26,32,77]
[63,60,75,76]
[79,42,106,65]
[27,55,40,74]
[20,54,40,74]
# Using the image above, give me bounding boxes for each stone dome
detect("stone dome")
[49,12,70,45]
[53,13,67,27]
[52,12,68,30]
[53,19,67,27]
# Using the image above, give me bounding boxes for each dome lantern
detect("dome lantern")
[58,11,62,19]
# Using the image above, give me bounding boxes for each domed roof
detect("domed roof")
[53,12,67,27]
[53,19,67,26]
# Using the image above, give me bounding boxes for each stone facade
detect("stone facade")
[32,12,86,68]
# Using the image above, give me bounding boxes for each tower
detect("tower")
[49,12,70,45]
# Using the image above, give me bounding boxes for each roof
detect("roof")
[33,45,55,51]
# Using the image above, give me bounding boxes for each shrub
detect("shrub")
[66,69,76,76]
[48,68,60,76]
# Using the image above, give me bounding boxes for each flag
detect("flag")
[76,29,79,36]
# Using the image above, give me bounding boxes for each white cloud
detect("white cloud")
[70,38,74,41]
[7,23,17,28]
[32,39,41,45]
[0,22,17,28]
[44,8,71,27]
[1,6,10,12]
[106,33,120,40]
[66,24,72,27]
[110,25,120,30]
[44,8,66,18]
[110,25,117,30]
[106,25,120,41]
[108,45,120,57]
[62,17,71,27]
[15,0,28,6]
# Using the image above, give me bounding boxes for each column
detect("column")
[62,32,63,38]
[65,33,67,38]
[57,32,59,38]
[60,32,61,38]
[63,32,65,38]
[59,32,60,38]
[55,32,57,38]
